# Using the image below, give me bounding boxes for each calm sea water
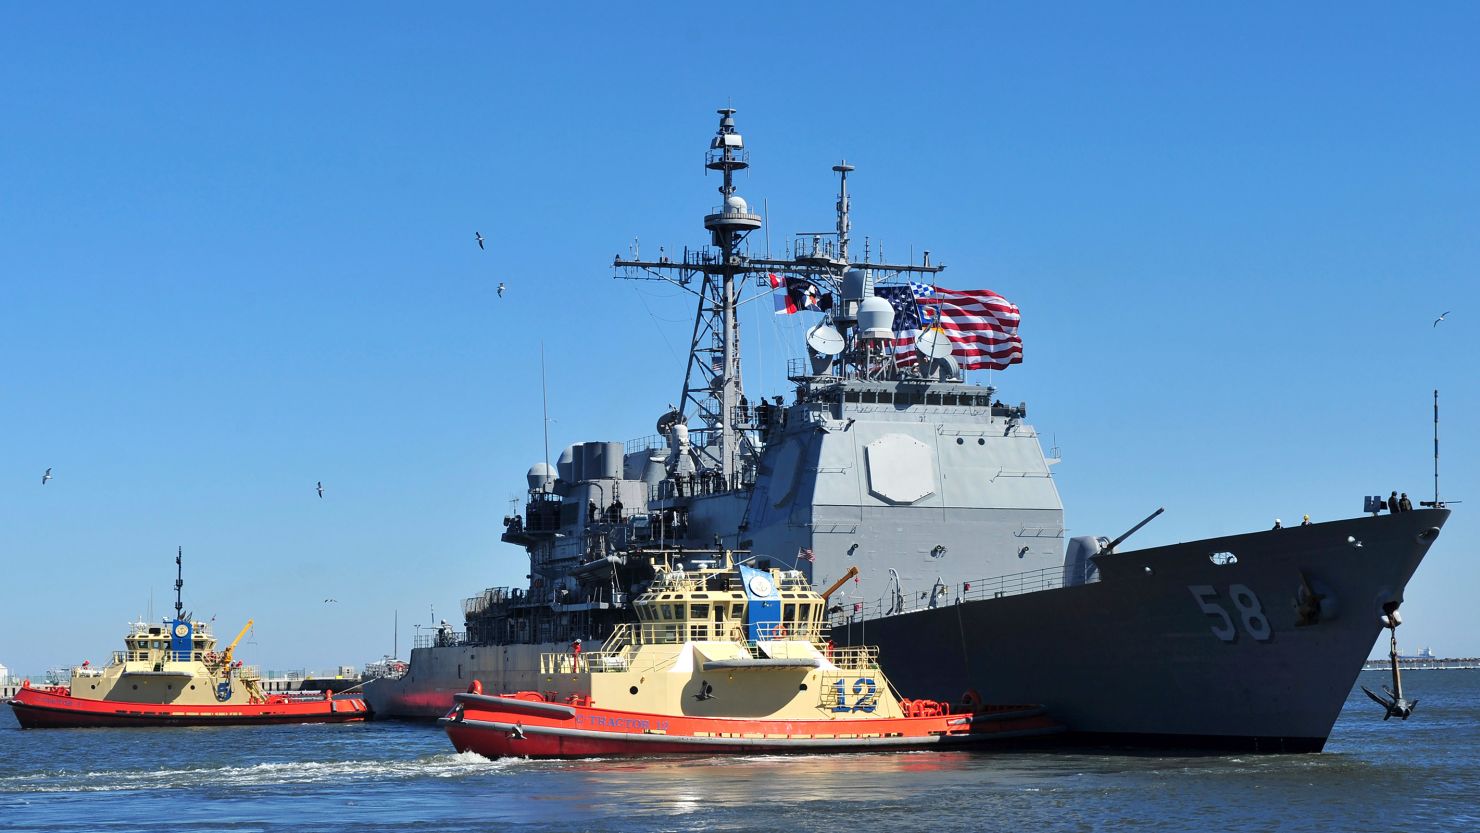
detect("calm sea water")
[3,671,1478,833]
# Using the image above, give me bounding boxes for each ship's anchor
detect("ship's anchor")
[1361,602,1417,720]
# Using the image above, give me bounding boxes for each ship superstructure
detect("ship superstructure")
[365,109,1450,751]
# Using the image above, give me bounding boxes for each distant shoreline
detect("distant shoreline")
[1362,658,1480,671]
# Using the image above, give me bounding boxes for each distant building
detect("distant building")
[0,662,9,684]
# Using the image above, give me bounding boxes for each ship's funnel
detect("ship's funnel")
[598,441,624,480]
[857,295,895,340]
[556,445,576,482]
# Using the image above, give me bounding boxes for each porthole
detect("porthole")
[190,685,196,690]
[956,437,964,445]
[132,684,139,690]
[977,438,986,446]
[90,684,97,690]
[629,686,639,695]
[798,683,808,692]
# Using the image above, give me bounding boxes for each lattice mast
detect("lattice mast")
[613,110,947,481]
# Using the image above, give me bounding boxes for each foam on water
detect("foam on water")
[0,751,513,794]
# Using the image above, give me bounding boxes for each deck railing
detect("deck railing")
[827,563,1087,628]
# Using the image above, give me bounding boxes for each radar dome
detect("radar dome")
[724,195,749,214]
[858,295,896,340]
[526,462,556,491]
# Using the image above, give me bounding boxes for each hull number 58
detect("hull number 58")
[1188,584,1271,642]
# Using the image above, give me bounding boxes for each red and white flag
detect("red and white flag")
[876,285,1022,371]
[798,547,814,563]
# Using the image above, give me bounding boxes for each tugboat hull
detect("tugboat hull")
[8,685,369,729]
[442,692,1061,759]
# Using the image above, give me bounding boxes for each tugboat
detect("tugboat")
[8,551,367,728]
[441,551,1060,758]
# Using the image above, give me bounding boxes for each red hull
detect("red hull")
[442,692,1061,759]
[7,686,368,729]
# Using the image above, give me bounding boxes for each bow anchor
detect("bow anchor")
[1361,603,1417,721]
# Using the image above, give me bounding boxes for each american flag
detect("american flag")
[874,284,1022,370]
[798,547,814,563]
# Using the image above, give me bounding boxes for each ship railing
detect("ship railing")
[113,649,200,665]
[827,564,1073,628]
[787,357,842,383]
[414,631,466,650]
[823,645,880,672]
[233,665,261,680]
[626,434,667,454]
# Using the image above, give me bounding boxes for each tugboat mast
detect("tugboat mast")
[174,546,184,621]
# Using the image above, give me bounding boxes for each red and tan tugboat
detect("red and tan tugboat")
[442,551,1060,758]
[8,551,367,728]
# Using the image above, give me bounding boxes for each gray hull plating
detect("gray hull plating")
[836,510,1447,751]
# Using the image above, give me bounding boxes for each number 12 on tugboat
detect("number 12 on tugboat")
[441,552,1061,758]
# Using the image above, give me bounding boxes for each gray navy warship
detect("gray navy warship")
[363,109,1450,751]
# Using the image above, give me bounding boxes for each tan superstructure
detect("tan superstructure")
[529,553,913,721]
[68,618,266,706]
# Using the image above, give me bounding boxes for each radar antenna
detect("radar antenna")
[613,110,949,483]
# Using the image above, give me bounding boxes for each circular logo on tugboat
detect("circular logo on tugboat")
[748,575,775,597]
[174,623,190,638]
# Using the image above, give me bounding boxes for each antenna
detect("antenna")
[174,546,184,621]
[394,609,398,659]
[1434,389,1440,507]
[541,340,551,467]
[833,161,854,263]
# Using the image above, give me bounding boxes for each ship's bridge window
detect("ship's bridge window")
[783,603,796,624]
[879,391,892,403]
[660,605,674,621]
[689,603,709,620]
[943,394,959,406]
[731,603,744,619]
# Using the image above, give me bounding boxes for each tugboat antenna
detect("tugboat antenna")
[174,546,184,620]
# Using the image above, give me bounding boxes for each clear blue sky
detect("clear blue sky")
[3,3,1477,675]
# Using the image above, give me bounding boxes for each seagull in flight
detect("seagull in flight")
[323,598,338,604]
[1434,310,1451,327]
[475,231,485,250]
[316,481,324,499]
[497,281,506,298]
[41,467,52,485]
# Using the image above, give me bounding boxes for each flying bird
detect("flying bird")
[497,282,506,298]
[1433,310,1451,327]
[316,481,324,498]
[324,598,338,604]
[475,231,485,250]
[41,467,52,485]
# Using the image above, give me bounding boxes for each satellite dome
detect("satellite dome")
[724,195,749,214]
[526,462,556,492]
[858,295,896,340]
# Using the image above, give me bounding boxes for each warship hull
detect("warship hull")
[835,510,1447,752]
[363,642,578,719]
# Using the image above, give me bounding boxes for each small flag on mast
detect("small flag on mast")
[798,547,814,563]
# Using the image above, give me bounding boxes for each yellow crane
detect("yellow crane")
[220,619,254,671]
